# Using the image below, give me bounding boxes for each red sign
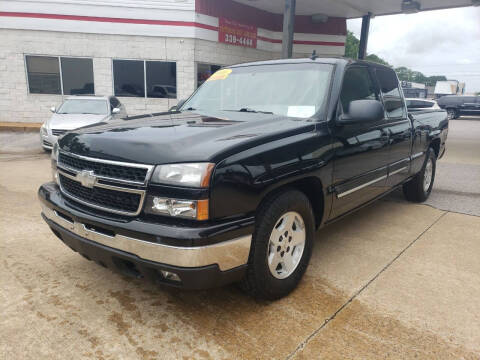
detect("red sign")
[218,18,257,48]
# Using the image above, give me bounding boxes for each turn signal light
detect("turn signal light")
[196,199,209,221]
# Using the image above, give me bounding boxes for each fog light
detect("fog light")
[160,270,181,282]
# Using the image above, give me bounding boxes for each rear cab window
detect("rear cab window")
[410,100,434,108]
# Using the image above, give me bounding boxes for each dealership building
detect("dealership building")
[0,0,347,123]
[1,0,475,124]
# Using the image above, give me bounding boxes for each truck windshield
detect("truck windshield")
[183,63,333,119]
[57,99,108,115]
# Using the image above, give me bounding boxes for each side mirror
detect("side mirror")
[112,108,120,114]
[50,106,56,113]
[338,100,384,124]
[169,99,186,112]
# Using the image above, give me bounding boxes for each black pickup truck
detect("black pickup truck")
[39,58,448,300]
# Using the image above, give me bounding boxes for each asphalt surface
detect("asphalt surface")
[388,115,480,216]
[1,116,479,359]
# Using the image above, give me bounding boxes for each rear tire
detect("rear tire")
[240,189,315,300]
[403,148,436,203]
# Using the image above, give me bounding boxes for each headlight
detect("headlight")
[151,163,214,187]
[40,124,48,136]
[51,143,59,161]
[145,197,209,220]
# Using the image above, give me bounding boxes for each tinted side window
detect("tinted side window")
[376,68,406,118]
[61,57,94,95]
[146,61,177,99]
[340,67,379,113]
[113,60,145,97]
[26,56,61,94]
[197,63,222,88]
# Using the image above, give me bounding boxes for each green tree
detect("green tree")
[425,75,447,87]
[345,31,360,59]
[344,31,447,86]
[365,54,391,66]
[395,67,414,81]
[345,31,390,66]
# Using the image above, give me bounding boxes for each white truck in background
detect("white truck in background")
[434,80,465,99]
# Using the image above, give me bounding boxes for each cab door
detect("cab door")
[374,67,412,187]
[330,65,390,219]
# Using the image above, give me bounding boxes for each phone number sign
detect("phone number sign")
[219,18,257,48]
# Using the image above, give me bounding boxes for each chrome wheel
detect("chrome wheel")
[423,157,433,192]
[267,211,306,279]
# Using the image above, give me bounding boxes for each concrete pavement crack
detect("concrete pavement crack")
[285,211,449,360]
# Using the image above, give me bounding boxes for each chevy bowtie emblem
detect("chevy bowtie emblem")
[76,170,97,188]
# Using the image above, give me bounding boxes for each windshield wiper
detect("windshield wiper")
[222,108,273,114]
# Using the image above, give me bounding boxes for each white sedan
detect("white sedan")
[40,96,127,151]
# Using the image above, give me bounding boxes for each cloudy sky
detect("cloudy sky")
[347,7,480,93]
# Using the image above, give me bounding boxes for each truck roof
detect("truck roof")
[228,57,392,70]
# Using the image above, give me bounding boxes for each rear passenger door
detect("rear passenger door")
[375,67,412,187]
[462,96,480,115]
[330,65,390,219]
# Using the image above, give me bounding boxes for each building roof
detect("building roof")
[232,0,475,18]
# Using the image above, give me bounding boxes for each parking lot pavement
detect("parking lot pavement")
[1,116,479,359]
[387,116,480,216]
[0,131,44,155]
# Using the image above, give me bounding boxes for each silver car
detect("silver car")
[40,96,127,151]
[405,98,441,112]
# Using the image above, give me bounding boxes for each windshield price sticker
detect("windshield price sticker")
[206,69,232,82]
[287,106,316,118]
[219,18,257,48]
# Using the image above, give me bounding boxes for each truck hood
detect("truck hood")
[48,113,110,131]
[58,111,316,164]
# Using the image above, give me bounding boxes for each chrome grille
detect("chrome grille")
[52,129,68,136]
[56,151,153,216]
[58,152,152,184]
[59,173,142,214]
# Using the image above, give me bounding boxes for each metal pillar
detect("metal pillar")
[281,0,296,58]
[358,12,371,60]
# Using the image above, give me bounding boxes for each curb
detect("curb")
[0,122,42,133]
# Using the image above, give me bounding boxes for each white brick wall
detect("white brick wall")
[0,29,316,123]
[0,29,197,123]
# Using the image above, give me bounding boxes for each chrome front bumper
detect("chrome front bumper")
[41,204,252,271]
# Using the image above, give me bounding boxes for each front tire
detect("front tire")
[240,190,315,300]
[446,108,458,120]
[403,148,436,202]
